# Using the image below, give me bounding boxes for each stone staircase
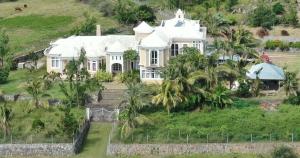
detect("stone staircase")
[88,82,127,110]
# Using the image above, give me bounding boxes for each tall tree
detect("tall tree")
[120,83,152,139]
[123,49,138,72]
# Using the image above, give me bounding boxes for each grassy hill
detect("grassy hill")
[0,0,118,56]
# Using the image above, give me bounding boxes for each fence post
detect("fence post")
[52,135,54,144]
[31,135,32,144]
[179,130,181,139]
[251,134,253,143]
[10,134,12,144]
[226,134,229,144]
[186,134,189,144]
[206,134,209,144]
[147,134,149,143]
[269,133,272,142]
[167,131,169,143]
[292,133,294,143]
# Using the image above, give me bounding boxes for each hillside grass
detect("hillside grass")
[0,0,118,56]
[114,101,300,144]
[0,101,85,143]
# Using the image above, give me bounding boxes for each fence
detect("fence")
[107,123,300,156]
[109,122,299,144]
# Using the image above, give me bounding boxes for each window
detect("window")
[171,44,179,56]
[119,56,122,60]
[92,61,97,71]
[51,57,60,68]
[150,50,158,65]
[141,69,161,79]
[193,41,201,50]
[112,56,114,60]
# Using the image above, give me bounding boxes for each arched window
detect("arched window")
[112,63,122,72]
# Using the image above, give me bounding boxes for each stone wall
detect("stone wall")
[0,144,73,156]
[73,120,90,154]
[107,143,300,156]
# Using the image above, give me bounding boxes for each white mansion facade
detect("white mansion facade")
[44,9,207,84]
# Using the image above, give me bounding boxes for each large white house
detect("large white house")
[44,9,207,84]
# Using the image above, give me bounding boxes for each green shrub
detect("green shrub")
[0,68,9,84]
[248,4,277,29]
[236,82,252,98]
[272,2,285,15]
[283,91,300,105]
[95,70,113,82]
[265,40,286,50]
[32,119,45,132]
[272,146,297,158]
[59,108,78,138]
[118,70,140,83]
[290,42,300,48]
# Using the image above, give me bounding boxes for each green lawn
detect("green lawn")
[0,0,118,56]
[114,102,300,144]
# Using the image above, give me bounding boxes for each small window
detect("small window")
[150,50,158,65]
[51,57,60,68]
[120,56,122,60]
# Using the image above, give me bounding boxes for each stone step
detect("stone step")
[99,99,124,106]
[101,94,124,100]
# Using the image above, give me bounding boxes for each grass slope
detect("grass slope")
[115,103,300,144]
[0,0,118,56]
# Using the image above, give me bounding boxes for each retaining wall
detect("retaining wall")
[107,143,300,156]
[0,144,73,156]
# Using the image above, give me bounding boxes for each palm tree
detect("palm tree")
[210,85,233,109]
[152,79,183,114]
[120,83,152,139]
[283,71,298,96]
[0,103,12,139]
[26,79,43,108]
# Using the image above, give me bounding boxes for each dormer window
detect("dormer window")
[171,44,179,56]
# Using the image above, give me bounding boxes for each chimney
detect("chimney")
[96,25,101,36]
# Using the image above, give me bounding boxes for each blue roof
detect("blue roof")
[246,63,285,80]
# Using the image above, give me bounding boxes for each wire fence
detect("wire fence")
[110,123,299,144]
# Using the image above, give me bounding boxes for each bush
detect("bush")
[96,0,115,17]
[116,70,140,83]
[272,2,285,15]
[256,28,269,38]
[281,30,289,36]
[59,108,78,138]
[236,82,252,98]
[0,68,9,84]
[283,91,300,105]
[95,70,113,82]
[265,40,282,50]
[279,42,290,51]
[272,146,298,158]
[281,6,298,27]
[32,119,45,132]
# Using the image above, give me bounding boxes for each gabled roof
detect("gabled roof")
[133,21,154,33]
[140,31,169,48]
[246,63,285,80]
